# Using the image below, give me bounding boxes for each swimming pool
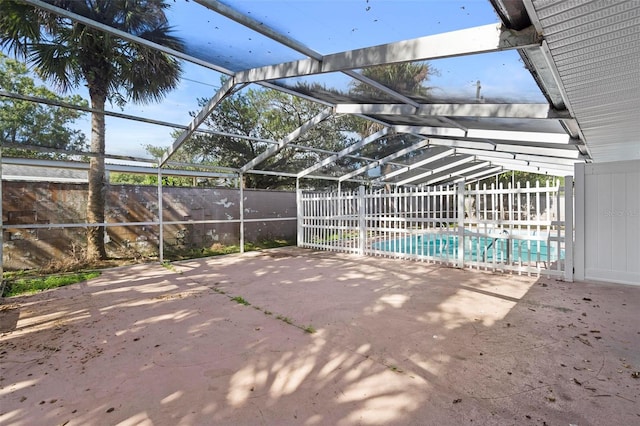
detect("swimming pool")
[371,232,563,263]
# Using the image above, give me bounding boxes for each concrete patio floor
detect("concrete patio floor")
[1,247,639,425]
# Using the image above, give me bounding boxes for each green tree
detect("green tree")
[348,63,437,183]
[0,53,87,158]
[491,171,563,188]
[178,86,353,189]
[350,62,434,102]
[1,0,183,260]
[110,144,224,187]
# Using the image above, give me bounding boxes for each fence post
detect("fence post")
[157,168,164,264]
[457,181,465,268]
[239,173,244,254]
[358,185,366,255]
[564,175,574,282]
[296,179,303,247]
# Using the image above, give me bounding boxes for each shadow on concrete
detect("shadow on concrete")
[1,248,638,425]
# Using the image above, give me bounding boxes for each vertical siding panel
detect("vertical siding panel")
[611,173,627,272]
[626,171,640,274]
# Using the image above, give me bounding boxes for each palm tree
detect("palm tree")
[0,0,183,260]
[350,62,434,102]
[348,63,436,186]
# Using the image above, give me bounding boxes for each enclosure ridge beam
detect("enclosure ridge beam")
[335,103,570,119]
[323,24,541,71]
[474,156,573,175]
[395,125,579,146]
[395,156,476,186]
[240,107,334,173]
[424,137,585,159]
[454,147,581,166]
[338,139,431,182]
[377,148,457,182]
[297,127,391,178]
[444,144,584,164]
[161,78,237,167]
[235,24,540,84]
[393,125,466,138]
[24,0,234,75]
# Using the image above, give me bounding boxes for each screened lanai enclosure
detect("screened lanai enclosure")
[3,1,640,425]
[1,0,640,285]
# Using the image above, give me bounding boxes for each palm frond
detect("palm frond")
[0,0,43,58]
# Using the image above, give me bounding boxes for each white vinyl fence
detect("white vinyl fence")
[298,180,573,279]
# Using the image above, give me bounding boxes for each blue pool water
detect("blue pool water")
[372,233,562,263]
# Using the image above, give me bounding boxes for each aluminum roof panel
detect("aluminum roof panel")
[529,0,640,163]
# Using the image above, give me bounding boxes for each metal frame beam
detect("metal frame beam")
[407,136,584,160]
[240,107,333,173]
[195,1,428,109]
[338,139,431,182]
[378,148,456,181]
[24,0,234,74]
[297,127,391,178]
[160,78,237,166]
[335,103,570,119]
[453,148,581,166]
[471,156,573,176]
[395,156,477,186]
[453,166,504,184]
[236,24,540,83]
[421,161,492,186]
[2,157,237,178]
[394,125,575,145]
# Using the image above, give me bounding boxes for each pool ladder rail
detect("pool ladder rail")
[482,229,510,262]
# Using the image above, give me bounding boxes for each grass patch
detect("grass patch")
[164,239,294,261]
[231,296,250,306]
[303,325,316,334]
[2,271,101,297]
[276,315,293,325]
[161,261,177,271]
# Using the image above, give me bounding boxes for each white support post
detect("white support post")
[573,163,585,281]
[157,168,164,264]
[564,175,574,282]
[358,186,366,256]
[239,174,245,254]
[457,181,465,268]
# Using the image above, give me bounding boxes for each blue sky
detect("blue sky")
[11,0,545,159]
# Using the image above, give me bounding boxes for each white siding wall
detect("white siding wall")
[575,160,640,285]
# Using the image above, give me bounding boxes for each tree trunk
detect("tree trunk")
[86,92,107,261]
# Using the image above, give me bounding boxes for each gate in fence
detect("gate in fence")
[298,179,573,280]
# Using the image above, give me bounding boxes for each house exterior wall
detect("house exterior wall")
[1,182,296,270]
[575,160,640,285]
